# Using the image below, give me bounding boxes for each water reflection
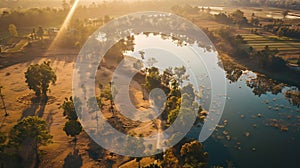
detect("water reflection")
[123,32,300,167]
[131,32,300,107]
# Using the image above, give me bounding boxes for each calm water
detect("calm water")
[124,33,300,167]
[203,72,300,168]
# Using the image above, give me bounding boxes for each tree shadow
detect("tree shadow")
[45,110,54,131]
[19,96,50,120]
[19,97,40,120]
[63,149,83,168]
[37,97,48,118]
[87,138,105,161]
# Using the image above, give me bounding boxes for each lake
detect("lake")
[124,33,300,167]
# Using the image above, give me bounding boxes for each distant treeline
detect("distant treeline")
[208,27,288,72]
[264,20,300,39]
[0,1,175,33]
[231,0,300,10]
[0,8,68,32]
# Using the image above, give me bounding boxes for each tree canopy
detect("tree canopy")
[25,61,57,98]
[63,120,82,138]
[180,140,207,168]
[60,97,78,120]
[9,116,52,147]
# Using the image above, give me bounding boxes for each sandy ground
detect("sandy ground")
[0,41,160,167]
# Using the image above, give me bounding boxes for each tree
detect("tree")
[0,86,8,116]
[36,26,44,40]
[161,67,174,86]
[146,58,158,68]
[125,135,145,168]
[145,67,161,92]
[169,80,181,98]
[181,84,195,102]
[143,163,162,168]
[251,17,260,26]
[0,132,6,153]
[87,96,104,132]
[282,10,289,19]
[100,83,118,113]
[8,24,18,37]
[138,50,145,59]
[133,60,144,70]
[174,66,189,86]
[180,140,207,168]
[25,61,57,98]
[167,108,179,125]
[60,97,78,120]
[63,120,82,142]
[9,116,52,163]
[61,96,82,146]
[162,148,179,168]
[231,10,248,26]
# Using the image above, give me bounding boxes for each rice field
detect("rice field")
[241,34,300,59]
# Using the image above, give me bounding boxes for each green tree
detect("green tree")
[63,120,82,142]
[145,67,161,92]
[182,84,195,102]
[167,108,179,125]
[8,24,18,37]
[100,83,118,113]
[143,163,162,168]
[169,80,181,98]
[231,10,248,26]
[174,66,189,86]
[25,61,57,98]
[60,97,78,120]
[125,135,145,168]
[162,148,179,168]
[9,116,52,163]
[0,132,6,153]
[161,67,174,86]
[180,140,207,168]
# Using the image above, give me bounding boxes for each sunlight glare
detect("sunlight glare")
[48,0,80,50]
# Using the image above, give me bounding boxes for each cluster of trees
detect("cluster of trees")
[214,10,257,27]
[171,4,200,16]
[0,61,57,167]
[0,116,53,167]
[143,139,208,168]
[142,62,206,127]
[215,27,287,72]
[230,0,300,10]
[60,97,83,146]
[0,8,68,32]
[0,4,114,48]
[264,20,300,39]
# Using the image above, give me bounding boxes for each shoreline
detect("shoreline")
[236,57,300,88]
